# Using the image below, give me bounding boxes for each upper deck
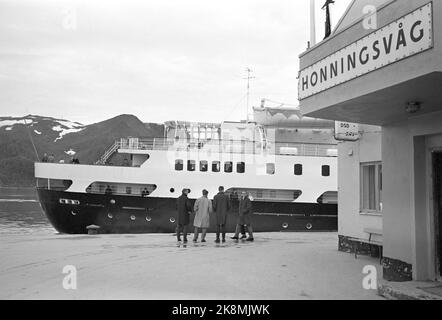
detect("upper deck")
[115,137,337,157]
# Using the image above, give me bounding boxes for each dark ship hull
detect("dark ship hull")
[37,188,337,234]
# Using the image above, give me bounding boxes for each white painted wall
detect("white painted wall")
[338,124,383,242]
[382,110,442,280]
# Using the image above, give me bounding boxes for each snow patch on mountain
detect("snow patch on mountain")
[52,120,85,142]
[0,119,28,128]
[0,116,85,141]
[64,149,76,156]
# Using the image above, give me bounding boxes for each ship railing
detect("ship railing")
[116,138,338,157]
[95,141,120,165]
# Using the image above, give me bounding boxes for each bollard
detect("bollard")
[86,225,100,235]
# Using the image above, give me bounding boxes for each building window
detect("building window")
[212,161,220,172]
[294,164,303,176]
[266,163,275,175]
[224,161,233,173]
[175,159,183,171]
[187,160,196,171]
[237,162,245,173]
[360,162,382,212]
[322,165,330,177]
[200,160,208,172]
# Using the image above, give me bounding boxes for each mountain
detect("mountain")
[0,114,164,187]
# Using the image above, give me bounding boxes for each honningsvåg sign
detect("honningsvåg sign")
[298,3,433,100]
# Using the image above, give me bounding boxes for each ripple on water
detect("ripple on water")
[0,189,54,236]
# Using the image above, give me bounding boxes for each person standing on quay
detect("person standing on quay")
[212,186,231,243]
[232,192,254,241]
[193,189,212,243]
[176,188,192,243]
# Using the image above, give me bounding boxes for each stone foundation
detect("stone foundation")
[338,235,382,258]
[382,256,413,282]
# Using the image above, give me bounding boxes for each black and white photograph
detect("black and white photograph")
[1,0,442,306]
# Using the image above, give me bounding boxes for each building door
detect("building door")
[434,152,442,278]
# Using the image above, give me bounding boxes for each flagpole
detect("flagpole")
[310,0,316,47]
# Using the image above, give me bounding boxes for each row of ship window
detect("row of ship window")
[174,159,331,176]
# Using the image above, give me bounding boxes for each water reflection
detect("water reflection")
[0,187,55,235]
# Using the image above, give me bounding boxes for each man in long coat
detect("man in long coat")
[176,188,192,243]
[193,189,212,242]
[232,192,254,241]
[212,186,231,243]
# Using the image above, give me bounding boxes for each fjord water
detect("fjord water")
[0,187,55,235]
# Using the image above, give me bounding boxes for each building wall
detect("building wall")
[382,110,442,280]
[298,0,442,281]
[338,125,382,241]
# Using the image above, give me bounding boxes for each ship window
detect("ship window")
[294,164,303,176]
[86,182,156,196]
[200,160,208,172]
[36,178,72,191]
[175,159,183,171]
[266,163,275,175]
[237,162,245,173]
[256,189,263,198]
[294,190,302,200]
[187,160,196,171]
[212,161,220,172]
[192,127,199,139]
[224,161,233,173]
[322,165,330,177]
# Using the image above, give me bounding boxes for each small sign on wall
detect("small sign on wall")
[335,122,360,141]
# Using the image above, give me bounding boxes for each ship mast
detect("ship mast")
[244,67,255,121]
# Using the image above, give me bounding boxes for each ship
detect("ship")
[35,105,339,234]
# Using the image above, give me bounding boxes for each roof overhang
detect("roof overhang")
[298,0,442,126]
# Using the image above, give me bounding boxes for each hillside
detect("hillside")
[0,114,164,187]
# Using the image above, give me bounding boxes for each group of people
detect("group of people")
[176,186,254,244]
[41,153,80,164]
[41,153,55,163]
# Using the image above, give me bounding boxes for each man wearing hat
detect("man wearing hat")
[176,188,192,243]
[232,192,254,241]
[193,189,213,242]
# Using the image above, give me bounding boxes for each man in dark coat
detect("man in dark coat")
[176,188,192,243]
[41,153,49,163]
[232,192,254,241]
[212,186,231,243]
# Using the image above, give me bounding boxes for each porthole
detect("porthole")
[170,217,176,223]
[108,213,113,219]
[146,216,152,222]
[110,199,116,204]
[282,223,289,229]
[170,188,175,193]
[71,211,77,216]
[306,223,313,230]
[130,215,136,221]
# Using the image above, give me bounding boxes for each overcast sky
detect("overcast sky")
[0,0,351,124]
